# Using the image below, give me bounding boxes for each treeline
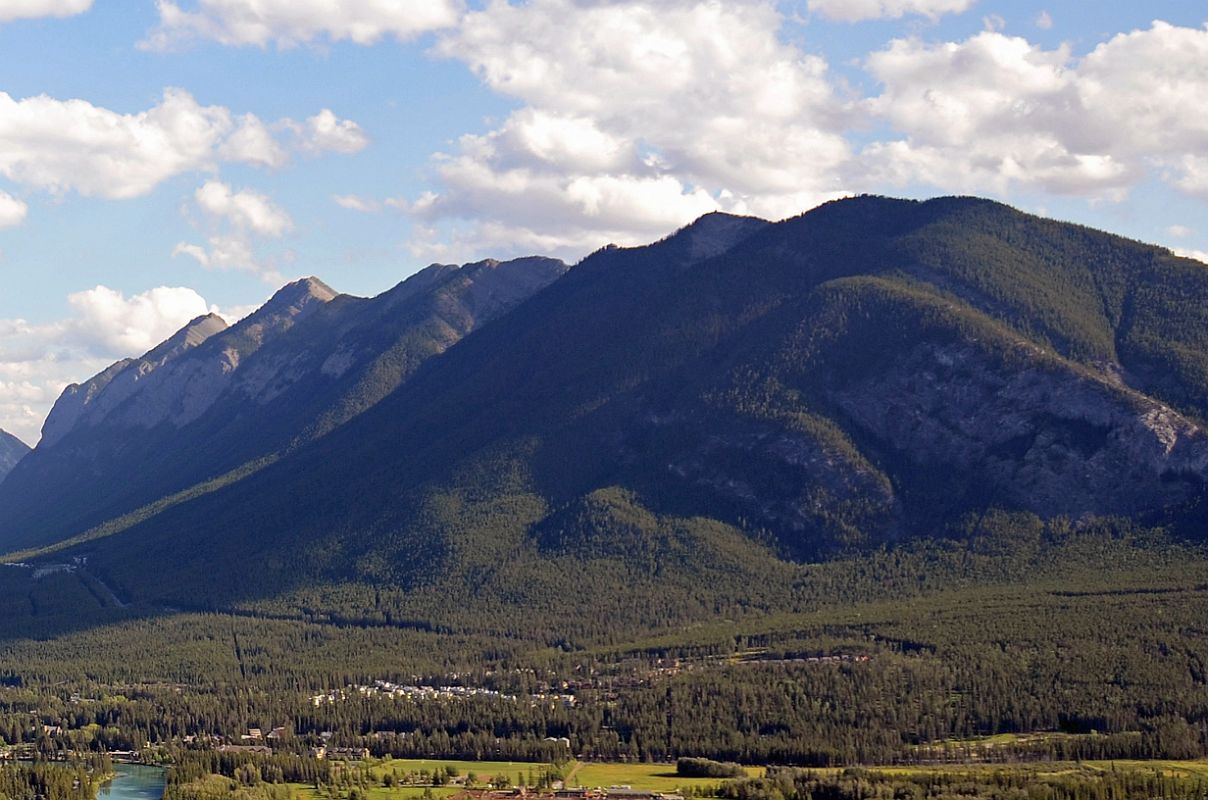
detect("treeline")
[0,756,112,800]
[676,758,745,778]
[168,751,331,787]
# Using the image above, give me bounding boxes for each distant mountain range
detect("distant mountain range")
[0,429,28,483]
[3,195,1208,623]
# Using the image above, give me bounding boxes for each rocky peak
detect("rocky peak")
[228,277,338,344]
[140,314,229,369]
[262,276,337,314]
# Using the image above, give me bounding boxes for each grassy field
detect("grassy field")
[289,785,463,800]
[279,758,763,799]
[279,756,556,800]
[853,759,1208,779]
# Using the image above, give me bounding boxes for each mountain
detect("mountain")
[9,196,1208,633]
[0,257,567,551]
[0,429,29,483]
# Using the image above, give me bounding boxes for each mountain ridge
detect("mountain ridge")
[6,196,1208,629]
[0,256,568,550]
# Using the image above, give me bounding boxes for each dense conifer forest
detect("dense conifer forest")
[3,519,1208,769]
[0,757,112,800]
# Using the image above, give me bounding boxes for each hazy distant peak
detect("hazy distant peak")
[0,428,29,483]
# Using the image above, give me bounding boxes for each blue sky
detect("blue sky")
[0,0,1206,443]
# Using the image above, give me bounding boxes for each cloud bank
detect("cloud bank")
[0,89,365,216]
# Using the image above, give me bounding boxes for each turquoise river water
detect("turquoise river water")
[98,764,165,800]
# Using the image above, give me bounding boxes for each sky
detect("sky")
[0,0,1207,444]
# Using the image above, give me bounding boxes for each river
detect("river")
[99,764,165,800]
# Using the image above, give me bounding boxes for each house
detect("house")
[218,745,273,755]
[243,728,264,741]
[266,726,291,741]
[309,746,327,760]
[605,789,660,800]
[326,747,370,760]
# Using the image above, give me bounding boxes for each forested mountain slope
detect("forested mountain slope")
[8,196,1200,627]
[0,256,567,551]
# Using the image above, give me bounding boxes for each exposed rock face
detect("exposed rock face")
[114,278,335,430]
[40,360,136,448]
[832,341,1208,518]
[0,429,29,483]
[41,314,230,446]
[40,279,333,446]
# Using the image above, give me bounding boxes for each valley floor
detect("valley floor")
[4,524,1208,783]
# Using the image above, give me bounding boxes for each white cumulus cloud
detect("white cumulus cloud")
[333,194,380,213]
[290,109,369,156]
[0,190,27,228]
[0,88,242,199]
[0,89,367,201]
[175,181,293,282]
[861,21,1208,200]
[219,113,289,168]
[807,0,975,23]
[0,0,91,23]
[142,0,463,50]
[65,285,215,355]
[194,180,292,236]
